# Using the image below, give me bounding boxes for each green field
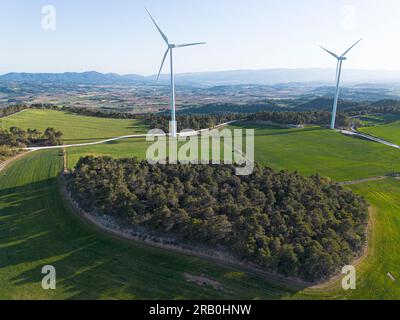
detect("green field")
[65,123,400,182]
[1,150,400,299]
[359,116,400,146]
[1,112,400,299]
[66,138,151,169]
[0,150,298,299]
[0,109,149,144]
[236,123,400,181]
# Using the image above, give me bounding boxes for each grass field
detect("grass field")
[1,113,400,299]
[1,150,400,299]
[66,138,151,169]
[359,116,400,146]
[0,109,149,144]
[0,150,298,299]
[65,123,400,182]
[235,123,400,181]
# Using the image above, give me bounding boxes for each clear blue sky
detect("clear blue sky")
[0,0,399,75]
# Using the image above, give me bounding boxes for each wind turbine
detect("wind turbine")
[146,8,206,137]
[321,39,362,129]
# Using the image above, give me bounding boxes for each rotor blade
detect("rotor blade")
[157,48,170,81]
[174,42,206,48]
[146,8,169,45]
[320,46,339,59]
[341,39,362,57]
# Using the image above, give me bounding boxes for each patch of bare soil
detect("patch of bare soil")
[339,176,387,186]
[184,273,225,291]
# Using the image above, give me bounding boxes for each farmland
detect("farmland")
[0,150,297,299]
[1,110,400,299]
[0,109,148,144]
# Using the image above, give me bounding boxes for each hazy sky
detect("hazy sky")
[1,0,399,75]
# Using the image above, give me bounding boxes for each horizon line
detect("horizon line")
[2,67,400,78]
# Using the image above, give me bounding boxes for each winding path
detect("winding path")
[24,121,239,151]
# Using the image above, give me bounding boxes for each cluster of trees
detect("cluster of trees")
[0,127,63,148]
[0,145,18,162]
[146,113,241,132]
[69,156,368,281]
[247,111,350,127]
[182,102,286,114]
[345,101,400,116]
[53,105,144,120]
[0,104,29,118]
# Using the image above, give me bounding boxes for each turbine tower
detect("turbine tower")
[321,39,362,129]
[146,9,206,137]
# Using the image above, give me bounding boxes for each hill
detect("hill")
[0,71,146,85]
[0,109,149,144]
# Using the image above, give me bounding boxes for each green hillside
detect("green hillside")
[1,113,400,299]
[0,109,149,144]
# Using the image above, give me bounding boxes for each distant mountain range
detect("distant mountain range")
[1,69,400,86]
[0,71,146,85]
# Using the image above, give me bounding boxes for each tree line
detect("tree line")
[69,156,368,281]
[247,111,350,127]
[0,104,29,118]
[146,113,241,132]
[0,127,63,148]
[345,100,400,116]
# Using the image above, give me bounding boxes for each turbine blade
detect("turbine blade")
[341,39,362,57]
[146,8,169,45]
[174,42,206,48]
[157,48,170,81]
[320,46,339,59]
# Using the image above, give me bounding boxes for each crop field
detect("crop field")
[65,122,400,182]
[0,109,149,144]
[66,138,151,169]
[233,122,400,182]
[359,115,400,146]
[0,149,299,299]
[1,113,400,299]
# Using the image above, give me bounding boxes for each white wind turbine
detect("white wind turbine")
[321,39,362,129]
[146,8,206,137]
